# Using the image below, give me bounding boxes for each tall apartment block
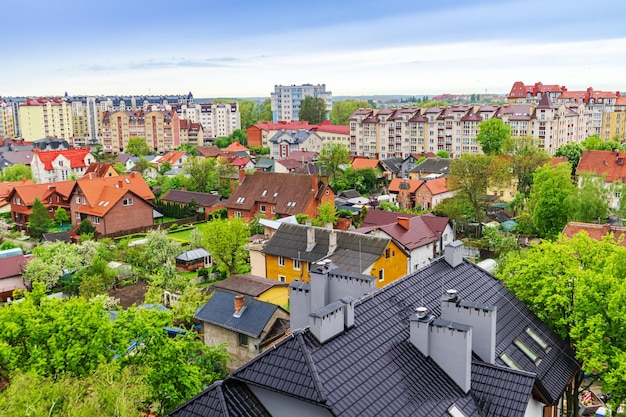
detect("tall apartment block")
[174,102,240,139]
[270,84,332,122]
[19,97,74,142]
[101,109,180,153]
[349,93,589,159]
[0,100,16,139]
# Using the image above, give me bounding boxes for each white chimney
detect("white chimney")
[328,230,337,255]
[306,225,316,252]
[444,240,463,268]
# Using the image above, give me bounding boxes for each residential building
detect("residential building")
[358,209,454,271]
[68,96,101,147]
[178,119,204,147]
[174,102,240,139]
[83,162,118,178]
[576,149,626,210]
[69,173,155,236]
[0,178,35,214]
[169,242,579,417]
[247,121,311,148]
[194,289,290,369]
[8,180,74,229]
[18,97,74,142]
[602,95,626,142]
[269,129,323,159]
[225,171,334,221]
[310,121,350,148]
[0,248,28,301]
[409,157,452,179]
[212,274,290,307]
[259,222,408,286]
[153,151,188,170]
[0,100,16,139]
[270,84,332,123]
[387,177,423,209]
[31,148,95,183]
[100,109,180,153]
[415,177,455,209]
[159,189,225,219]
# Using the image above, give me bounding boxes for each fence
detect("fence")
[102,215,201,239]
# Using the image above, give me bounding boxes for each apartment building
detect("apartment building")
[0,100,15,139]
[174,102,240,139]
[179,119,204,147]
[100,109,180,153]
[348,95,589,159]
[19,97,74,142]
[270,84,332,122]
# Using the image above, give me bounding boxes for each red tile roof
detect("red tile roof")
[424,177,449,195]
[562,222,626,247]
[35,148,91,170]
[74,173,154,216]
[10,181,75,205]
[251,121,311,131]
[351,158,380,170]
[388,178,423,193]
[155,151,186,165]
[224,141,249,153]
[0,178,35,199]
[576,150,626,182]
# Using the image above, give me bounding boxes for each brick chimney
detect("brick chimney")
[233,294,246,317]
[397,216,410,230]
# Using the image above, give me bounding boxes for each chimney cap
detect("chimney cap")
[416,306,428,317]
[446,289,458,300]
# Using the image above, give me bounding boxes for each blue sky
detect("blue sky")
[3,0,626,98]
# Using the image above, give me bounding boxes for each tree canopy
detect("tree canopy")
[555,142,584,173]
[202,218,250,277]
[126,137,151,156]
[329,100,370,125]
[499,233,626,410]
[318,143,350,184]
[28,198,50,239]
[448,155,496,222]
[475,118,511,155]
[298,96,327,124]
[0,164,32,182]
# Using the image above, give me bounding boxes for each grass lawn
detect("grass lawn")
[167,222,208,242]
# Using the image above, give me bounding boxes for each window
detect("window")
[92,216,100,224]
[378,269,384,282]
[271,206,276,214]
[238,333,248,347]
[514,338,540,364]
[234,211,242,218]
[81,197,86,204]
[500,353,521,370]
[525,327,550,351]
[76,196,80,204]
[76,213,81,219]
[293,259,300,270]
[236,197,245,204]
[278,275,286,283]
[385,248,391,259]
[58,160,63,167]
[260,205,266,213]
[123,198,133,206]
[278,256,285,266]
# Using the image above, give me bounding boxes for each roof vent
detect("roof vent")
[416,306,428,319]
[446,289,458,301]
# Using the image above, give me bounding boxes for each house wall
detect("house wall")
[258,286,289,307]
[248,247,266,277]
[409,243,435,272]
[370,241,408,288]
[524,398,546,417]
[266,253,310,283]
[100,195,153,235]
[202,322,261,370]
[248,385,334,417]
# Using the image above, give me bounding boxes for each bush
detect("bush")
[169,223,179,231]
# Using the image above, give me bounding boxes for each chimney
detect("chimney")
[397,216,410,230]
[117,180,123,188]
[409,307,473,393]
[440,290,497,364]
[306,224,316,252]
[233,294,246,317]
[289,281,311,330]
[327,230,337,255]
[444,240,463,268]
[238,169,246,183]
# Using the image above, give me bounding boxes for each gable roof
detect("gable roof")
[410,158,452,175]
[0,178,35,199]
[213,274,288,297]
[10,181,75,205]
[351,157,380,170]
[361,208,420,227]
[224,141,249,153]
[196,146,223,158]
[576,149,626,182]
[194,290,284,338]
[225,171,323,216]
[562,222,626,247]
[1,150,35,165]
[262,223,390,273]
[83,162,117,178]
[73,173,154,216]
[154,151,186,165]
[380,157,403,173]
[176,248,210,262]
[423,177,449,195]
[388,177,423,193]
[34,148,91,170]
[161,189,222,206]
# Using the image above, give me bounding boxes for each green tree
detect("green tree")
[143,229,182,272]
[499,233,626,413]
[567,174,609,223]
[298,96,327,124]
[159,161,172,175]
[502,136,549,196]
[528,162,575,239]
[24,241,93,290]
[318,143,350,184]
[335,167,377,194]
[202,218,250,277]
[126,137,151,156]
[475,118,511,155]
[329,100,370,125]
[0,164,32,182]
[238,100,260,129]
[480,225,519,260]
[448,155,495,222]
[54,206,69,226]
[77,217,97,236]
[113,162,127,174]
[259,98,272,122]
[134,156,152,175]
[582,134,622,151]
[312,201,337,227]
[28,198,50,239]
[435,150,450,158]
[555,142,584,173]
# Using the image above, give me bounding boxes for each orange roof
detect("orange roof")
[11,181,75,205]
[0,178,35,199]
[250,121,310,131]
[576,150,626,182]
[562,222,626,247]
[155,151,186,165]
[351,158,380,170]
[35,148,91,170]
[424,177,449,195]
[75,173,154,215]
[224,141,249,152]
[388,178,423,193]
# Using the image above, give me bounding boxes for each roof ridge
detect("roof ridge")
[471,359,537,378]
[296,332,328,404]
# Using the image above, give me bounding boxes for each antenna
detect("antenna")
[359,239,362,273]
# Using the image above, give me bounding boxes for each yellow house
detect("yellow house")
[261,223,409,288]
[212,274,289,308]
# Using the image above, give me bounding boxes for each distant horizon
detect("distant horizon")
[2,1,625,97]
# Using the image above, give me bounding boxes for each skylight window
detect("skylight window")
[500,353,521,371]
[447,404,468,417]
[273,192,278,198]
[525,327,550,351]
[261,190,267,197]
[514,339,540,364]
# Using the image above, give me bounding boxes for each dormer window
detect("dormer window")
[236,197,245,204]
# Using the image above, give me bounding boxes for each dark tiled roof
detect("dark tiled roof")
[213,274,288,297]
[161,189,223,206]
[409,158,452,175]
[380,157,403,173]
[262,223,390,272]
[194,290,282,338]
[471,362,535,417]
[167,379,271,417]
[361,208,419,227]
[336,189,361,199]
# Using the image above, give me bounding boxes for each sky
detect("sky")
[2,0,626,99]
